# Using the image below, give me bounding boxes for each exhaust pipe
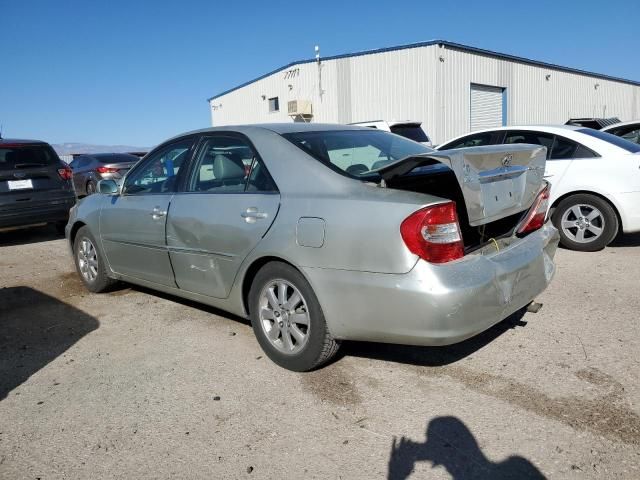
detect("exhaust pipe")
[526,301,543,313]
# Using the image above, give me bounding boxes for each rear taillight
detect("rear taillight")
[400,202,464,264]
[517,184,550,235]
[57,166,73,180]
[96,166,119,174]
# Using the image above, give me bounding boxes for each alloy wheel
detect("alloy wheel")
[560,204,605,244]
[258,279,310,354]
[77,238,98,282]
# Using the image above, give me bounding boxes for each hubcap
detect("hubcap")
[560,204,605,243]
[258,279,310,355]
[77,238,98,282]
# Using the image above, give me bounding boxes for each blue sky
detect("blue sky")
[1,0,638,147]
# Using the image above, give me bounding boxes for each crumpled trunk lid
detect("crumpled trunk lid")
[378,144,547,226]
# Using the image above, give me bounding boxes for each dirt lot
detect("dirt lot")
[1,226,639,479]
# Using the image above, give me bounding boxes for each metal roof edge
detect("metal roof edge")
[206,39,640,101]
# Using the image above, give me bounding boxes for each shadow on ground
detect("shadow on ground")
[0,224,64,247]
[0,286,99,401]
[340,310,527,367]
[388,416,545,479]
[610,231,640,247]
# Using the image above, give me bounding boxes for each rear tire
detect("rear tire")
[248,262,340,371]
[73,226,115,293]
[86,180,97,195]
[551,194,618,252]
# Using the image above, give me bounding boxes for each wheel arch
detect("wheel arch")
[69,220,87,247]
[550,190,623,230]
[240,256,304,317]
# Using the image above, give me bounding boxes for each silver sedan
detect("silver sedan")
[66,124,559,371]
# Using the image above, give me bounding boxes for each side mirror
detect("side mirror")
[97,179,119,195]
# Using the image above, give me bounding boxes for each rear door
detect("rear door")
[166,133,280,298]
[99,138,195,286]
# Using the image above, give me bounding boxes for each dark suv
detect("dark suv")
[0,139,76,231]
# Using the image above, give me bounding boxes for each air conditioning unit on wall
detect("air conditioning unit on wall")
[288,100,313,117]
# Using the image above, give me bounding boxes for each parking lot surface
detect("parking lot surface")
[1,227,639,479]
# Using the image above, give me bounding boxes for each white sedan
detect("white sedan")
[437,125,640,251]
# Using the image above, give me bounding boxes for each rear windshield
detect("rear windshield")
[390,125,429,143]
[96,154,139,163]
[282,129,433,178]
[0,144,58,169]
[577,128,640,153]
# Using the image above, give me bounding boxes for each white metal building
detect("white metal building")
[207,40,640,145]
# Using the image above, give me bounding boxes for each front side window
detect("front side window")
[282,129,433,177]
[188,136,276,193]
[124,139,193,194]
[268,97,279,112]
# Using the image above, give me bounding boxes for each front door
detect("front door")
[166,134,280,298]
[100,138,195,286]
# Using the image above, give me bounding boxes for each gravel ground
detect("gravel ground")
[1,225,639,479]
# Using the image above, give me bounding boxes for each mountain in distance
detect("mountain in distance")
[52,143,151,156]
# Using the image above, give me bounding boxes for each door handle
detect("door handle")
[150,206,167,219]
[241,207,268,223]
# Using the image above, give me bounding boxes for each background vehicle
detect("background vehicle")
[602,120,640,145]
[66,124,557,371]
[69,153,140,196]
[437,125,640,251]
[349,120,432,147]
[565,117,621,130]
[0,138,75,232]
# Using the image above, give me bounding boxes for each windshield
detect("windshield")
[578,128,640,153]
[390,125,429,142]
[0,143,58,169]
[282,129,434,177]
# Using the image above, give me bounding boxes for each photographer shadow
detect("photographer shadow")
[388,416,545,479]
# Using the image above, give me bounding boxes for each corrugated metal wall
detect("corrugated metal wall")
[210,44,640,145]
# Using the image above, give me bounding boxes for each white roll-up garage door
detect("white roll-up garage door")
[470,84,504,131]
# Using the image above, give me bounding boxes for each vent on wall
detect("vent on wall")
[288,100,313,117]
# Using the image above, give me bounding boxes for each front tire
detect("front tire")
[73,226,115,293]
[551,193,618,251]
[248,262,340,371]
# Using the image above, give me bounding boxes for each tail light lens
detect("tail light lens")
[517,184,550,235]
[57,166,73,180]
[400,202,464,264]
[96,166,119,174]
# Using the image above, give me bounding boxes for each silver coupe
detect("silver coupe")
[66,124,559,371]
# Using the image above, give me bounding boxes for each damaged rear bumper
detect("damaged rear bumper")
[303,223,559,346]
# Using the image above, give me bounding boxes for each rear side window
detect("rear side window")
[188,135,276,193]
[578,128,640,153]
[550,136,578,159]
[390,125,429,143]
[0,144,58,169]
[505,131,554,158]
[573,144,599,158]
